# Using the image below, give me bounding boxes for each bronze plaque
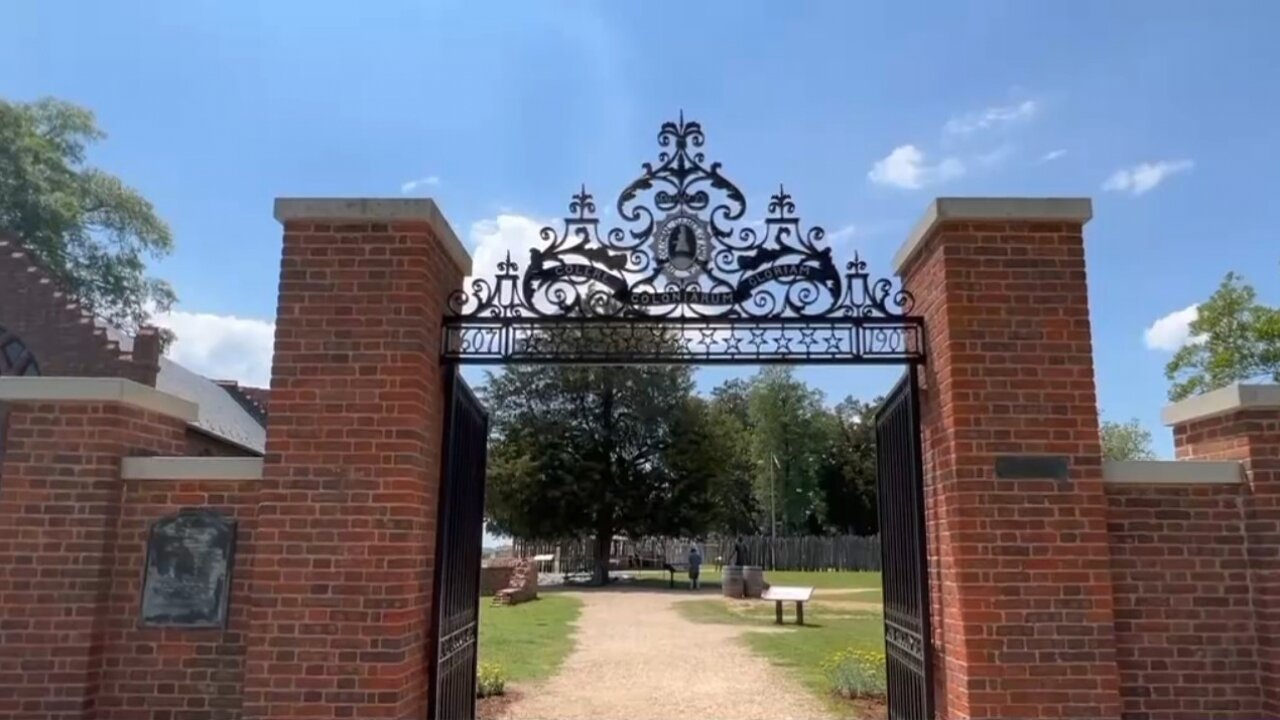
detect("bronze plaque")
[994,455,1070,481]
[140,509,236,628]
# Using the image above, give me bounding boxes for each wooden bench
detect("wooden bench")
[662,562,689,588]
[761,585,814,625]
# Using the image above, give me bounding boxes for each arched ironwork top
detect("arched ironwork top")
[443,115,923,365]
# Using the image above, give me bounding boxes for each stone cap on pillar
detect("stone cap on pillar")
[1161,383,1280,426]
[0,376,198,421]
[893,197,1093,274]
[274,197,472,275]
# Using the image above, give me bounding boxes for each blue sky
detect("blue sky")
[4,1,1279,457]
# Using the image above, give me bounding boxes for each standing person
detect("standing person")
[731,536,748,566]
[687,545,702,590]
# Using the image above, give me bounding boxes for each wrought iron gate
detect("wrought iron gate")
[429,371,489,720]
[874,367,934,720]
[431,116,934,718]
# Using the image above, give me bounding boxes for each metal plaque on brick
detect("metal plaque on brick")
[995,455,1070,482]
[140,509,236,628]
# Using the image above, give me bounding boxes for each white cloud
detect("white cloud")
[152,309,276,387]
[1143,304,1203,351]
[1102,160,1194,196]
[1040,149,1068,162]
[944,100,1038,135]
[400,176,441,194]
[975,145,1014,167]
[867,145,965,190]
[826,224,858,243]
[468,213,552,282]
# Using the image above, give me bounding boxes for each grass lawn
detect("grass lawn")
[477,595,583,683]
[674,570,885,707]
[745,612,884,703]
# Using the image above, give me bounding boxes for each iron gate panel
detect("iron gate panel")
[875,367,934,720]
[430,370,489,720]
[430,115,934,717]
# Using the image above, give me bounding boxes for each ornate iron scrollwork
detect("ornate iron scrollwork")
[438,622,477,663]
[444,115,923,364]
[884,619,925,662]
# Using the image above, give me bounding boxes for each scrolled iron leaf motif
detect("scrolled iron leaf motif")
[443,115,924,364]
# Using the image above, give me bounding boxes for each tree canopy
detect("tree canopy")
[0,97,175,329]
[483,357,883,581]
[746,367,833,535]
[1101,418,1155,461]
[482,350,702,582]
[1165,271,1280,401]
[819,397,880,535]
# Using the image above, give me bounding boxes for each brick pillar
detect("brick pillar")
[241,199,469,719]
[894,198,1122,719]
[0,378,192,720]
[1165,385,1280,714]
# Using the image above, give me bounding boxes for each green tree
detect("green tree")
[818,396,880,535]
[746,367,832,534]
[699,390,762,536]
[1101,418,1156,461]
[1165,272,1280,401]
[0,97,175,329]
[482,352,701,584]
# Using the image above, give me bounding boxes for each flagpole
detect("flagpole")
[770,453,778,571]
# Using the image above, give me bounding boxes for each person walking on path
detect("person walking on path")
[687,545,702,590]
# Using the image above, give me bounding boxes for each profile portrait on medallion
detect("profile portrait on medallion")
[653,214,710,283]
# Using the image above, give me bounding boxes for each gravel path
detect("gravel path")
[499,588,835,720]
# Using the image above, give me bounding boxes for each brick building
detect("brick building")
[0,196,1276,720]
[0,232,267,457]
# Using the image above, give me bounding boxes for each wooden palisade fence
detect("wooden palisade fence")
[510,534,881,574]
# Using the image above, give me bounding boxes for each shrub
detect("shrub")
[476,661,507,698]
[820,648,886,699]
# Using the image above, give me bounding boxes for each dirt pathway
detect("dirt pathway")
[499,588,835,720]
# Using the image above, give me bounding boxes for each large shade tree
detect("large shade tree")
[0,97,175,330]
[483,351,706,584]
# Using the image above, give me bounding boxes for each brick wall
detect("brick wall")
[95,476,258,720]
[479,561,518,597]
[0,233,260,460]
[899,207,1123,719]
[1173,408,1280,714]
[0,401,8,470]
[1105,481,1262,719]
[0,400,188,719]
[241,212,464,719]
[1173,413,1256,461]
[901,224,957,717]
[0,235,160,386]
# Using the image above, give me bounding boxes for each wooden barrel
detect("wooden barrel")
[722,565,745,598]
[742,565,765,598]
